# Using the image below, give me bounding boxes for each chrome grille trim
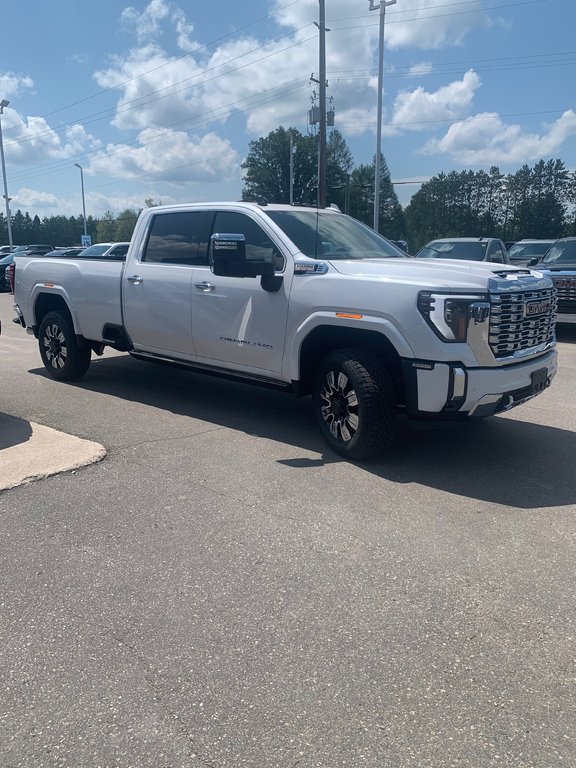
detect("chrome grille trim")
[489,287,557,359]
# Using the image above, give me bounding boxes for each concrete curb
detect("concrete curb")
[0,415,106,491]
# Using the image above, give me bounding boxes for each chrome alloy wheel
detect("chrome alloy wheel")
[43,323,68,369]
[319,370,360,442]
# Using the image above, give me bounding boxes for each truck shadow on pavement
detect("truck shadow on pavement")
[29,353,576,510]
[0,413,33,450]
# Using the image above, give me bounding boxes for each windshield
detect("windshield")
[508,242,553,260]
[265,210,407,260]
[416,241,488,261]
[78,244,110,258]
[540,240,576,265]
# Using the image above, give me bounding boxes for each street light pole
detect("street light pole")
[317,0,328,209]
[74,162,87,237]
[369,0,396,233]
[0,99,14,250]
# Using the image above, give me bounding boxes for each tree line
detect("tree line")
[2,125,575,253]
[243,128,576,251]
[0,207,143,249]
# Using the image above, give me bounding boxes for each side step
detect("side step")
[130,351,293,392]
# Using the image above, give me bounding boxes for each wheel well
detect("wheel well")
[33,294,75,338]
[297,325,405,402]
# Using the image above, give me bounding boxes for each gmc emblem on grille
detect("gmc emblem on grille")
[524,299,552,317]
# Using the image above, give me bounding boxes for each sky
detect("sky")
[0,0,575,226]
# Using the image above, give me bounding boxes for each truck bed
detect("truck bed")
[14,256,124,340]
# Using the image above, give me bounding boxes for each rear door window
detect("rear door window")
[142,211,214,265]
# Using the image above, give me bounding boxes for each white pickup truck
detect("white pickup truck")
[12,202,558,459]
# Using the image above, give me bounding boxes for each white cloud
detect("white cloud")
[1,112,101,165]
[383,0,491,50]
[390,70,481,131]
[91,0,495,147]
[121,0,171,43]
[88,128,240,183]
[273,0,493,49]
[0,73,34,100]
[422,110,576,165]
[11,188,60,209]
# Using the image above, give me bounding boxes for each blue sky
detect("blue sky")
[0,0,574,224]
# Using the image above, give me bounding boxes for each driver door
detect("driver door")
[191,210,293,374]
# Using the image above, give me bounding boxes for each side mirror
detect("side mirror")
[527,257,539,267]
[210,233,249,276]
[209,232,283,291]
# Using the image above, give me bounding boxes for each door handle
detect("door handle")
[127,275,143,285]
[195,281,216,292]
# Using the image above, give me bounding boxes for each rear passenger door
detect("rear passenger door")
[122,210,213,359]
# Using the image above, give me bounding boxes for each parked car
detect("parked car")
[74,242,131,260]
[0,245,13,255]
[533,237,576,325]
[533,237,576,267]
[19,244,55,256]
[0,252,14,291]
[414,237,510,264]
[42,247,86,258]
[507,239,556,267]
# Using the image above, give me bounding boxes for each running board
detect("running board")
[129,351,293,392]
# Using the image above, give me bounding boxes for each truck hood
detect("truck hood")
[328,258,534,292]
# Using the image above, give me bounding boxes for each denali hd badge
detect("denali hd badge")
[524,298,552,317]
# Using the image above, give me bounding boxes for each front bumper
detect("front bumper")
[403,348,558,419]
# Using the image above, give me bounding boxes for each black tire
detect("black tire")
[313,348,397,460]
[38,311,92,381]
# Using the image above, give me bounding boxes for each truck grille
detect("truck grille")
[553,278,576,314]
[489,287,556,358]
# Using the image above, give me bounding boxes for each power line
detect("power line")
[3,0,547,149]
[4,0,307,130]
[330,0,547,32]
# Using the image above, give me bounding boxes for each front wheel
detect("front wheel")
[313,349,397,460]
[38,311,92,381]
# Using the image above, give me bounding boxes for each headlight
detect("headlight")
[418,292,489,342]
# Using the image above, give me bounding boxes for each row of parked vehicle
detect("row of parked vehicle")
[0,242,130,292]
[411,236,576,325]
[412,237,564,267]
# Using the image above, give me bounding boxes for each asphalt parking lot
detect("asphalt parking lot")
[1,292,575,768]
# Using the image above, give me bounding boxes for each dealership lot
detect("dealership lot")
[1,293,575,767]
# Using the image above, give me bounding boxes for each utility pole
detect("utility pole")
[369,0,396,232]
[289,133,294,205]
[317,0,327,208]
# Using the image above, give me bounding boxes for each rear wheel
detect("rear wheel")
[313,349,396,460]
[38,311,91,381]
